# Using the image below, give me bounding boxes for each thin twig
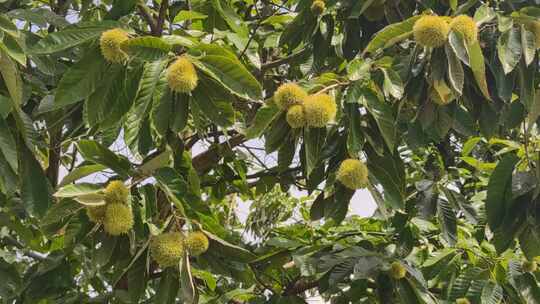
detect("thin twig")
[240,3,264,58]
[240,143,269,170]
[314,82,350,95]
[260,48,309,71]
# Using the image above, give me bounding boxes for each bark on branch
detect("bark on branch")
[137,2,159,35]
[155,0,169,36]
[283,277,319,296]
[192,135,246,174]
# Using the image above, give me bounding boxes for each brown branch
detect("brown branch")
[282,277,319,296]
[201,166,301,187]
[260,48,309,71]
[240,15,263,58]
[155,0,169,36]
[185,130,239,150]
[137,2,158,35]
[1,235,49,261]
[192,135,246,174]
[46,128,62,187]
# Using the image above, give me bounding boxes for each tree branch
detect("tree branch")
[260,48,309,71]
[155,0,169,36]
[282,277,319,296]
[192,134,246,174]
[185,130,239,150]
[46,128,62,187]
[2,235,49,261]
[201,166,301,187]
[137,2,158,35]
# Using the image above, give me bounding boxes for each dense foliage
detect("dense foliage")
[0,0,539,303]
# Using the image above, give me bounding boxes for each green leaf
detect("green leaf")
[1,35,26,66]
[519,62,536,119]
[360,86,396,151]
[0,95,12,118]
[0,259,20,299]
[210,0,248,36]
[85,65,125,126]
[380,68,404,99]
[486,154,519,231]
[100,65,142,128]
[193,55,262,100]
[519,223,540,261]
[445,43,464,95]
[246,103,280,139]
[448,32,469,66]
[19,143,52,218]
[461,156,496,171]
[7,8,68,28]
[40,199,82,236]
[150,72,173,137]
[94,234,117,267]
[264,113,290,153]
[122,36,171,61]
[364,15,421,54]
[304,127,326,176]
[192,43,242,64]
[204,230,257,263]
[0,14,19,37]
[154,167,203,216]
[124,60,167,155]
[0,147,17,194]
[527,89,540,128]
[76,140,132,178]
[58,164,107,186]
[171,94,189,132]
[521,25,536,66]
[326,185,354,225]
[155,268,180,304]
[173,10,208,23]
[346,103,365,155]
[54,49,110,107]
[466,39,491,100]
[55,48,109,107]
[180,254,199,304]
[54,183,102,198]
[0,117,17,172]
[137,150,172,176]
[127,253,147,303]
[30,27,110,54]
[310,193,328,221]
[497,27,522,74]
[350,0,377,17]
[347,58,372,81]
[365,145,405,210]
[279,10,317,50]
[437,198,457,245]
[395,278,423,304]
[480,281,503,304]
[474,4,496,24]
[106,0,137,20]
[73,193,106,206]
[63,216,84,248]
[162,35,197,48]
[0,48,23,106]
[191,268,217,291]
[278,135,296,171]
[422,248,457,279]
[191,77,235,127]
